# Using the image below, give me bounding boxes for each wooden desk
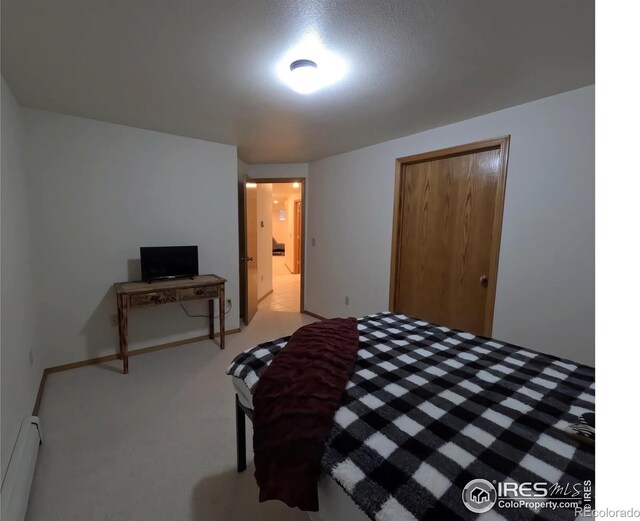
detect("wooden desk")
[114,274,226,374]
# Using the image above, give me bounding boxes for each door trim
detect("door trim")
[293,200,302,274]
[244,177,258,324]
[250,177,306,313]
[389,136,510,336]
[238,172,248,324]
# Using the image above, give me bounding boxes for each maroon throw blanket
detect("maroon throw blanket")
[252,317,360,511]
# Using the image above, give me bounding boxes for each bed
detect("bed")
[232,374,369,521]
[227,312,595,521]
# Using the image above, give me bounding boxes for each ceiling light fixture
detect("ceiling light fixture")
[289,59,318,94]
[246,182,257,188]
[274,200,278,204]
[293,182,300,188]
[277,30,348,95]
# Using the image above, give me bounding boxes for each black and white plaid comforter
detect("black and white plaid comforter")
[227,312,595,521]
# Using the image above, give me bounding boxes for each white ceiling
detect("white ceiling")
[1,0,594,163]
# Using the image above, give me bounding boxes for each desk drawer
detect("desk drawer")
[130,290,177,307]
[177,286,218,301]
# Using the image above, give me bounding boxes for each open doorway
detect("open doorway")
[267,182,302,312]
[239,177,305,325]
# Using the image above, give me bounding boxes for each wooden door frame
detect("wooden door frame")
[293,200,302,274]
[250,177,306,313]
[238,172,248,324]
[389,136,510,336]
[244,178,259,324]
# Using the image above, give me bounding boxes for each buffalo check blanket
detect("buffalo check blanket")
[227,312,595,521]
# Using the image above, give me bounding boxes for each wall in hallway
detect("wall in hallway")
[246,163,308,180]
[256,183,273,300]
[272,205,287,244]
[284,194,299,273]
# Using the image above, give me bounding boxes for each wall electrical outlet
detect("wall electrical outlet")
[226,299,232,307]
[312,238,316,246]
[345,296,350,305]
[28,349,34,367]
[110,314,118,326]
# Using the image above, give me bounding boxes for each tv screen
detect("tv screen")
[140,246,199,281]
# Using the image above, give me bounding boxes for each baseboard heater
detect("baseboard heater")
[1,417,42,521]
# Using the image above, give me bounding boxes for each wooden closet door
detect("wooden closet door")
[391,138,509,336]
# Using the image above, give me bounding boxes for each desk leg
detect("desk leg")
[118,295,129,374]
[116,297,123,360]
[219,285,225,350]
[208,299,215,340]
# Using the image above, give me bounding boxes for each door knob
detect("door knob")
[479,275,488,288]
[247,256,254,262]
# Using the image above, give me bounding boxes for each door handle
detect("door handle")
[247,256,254,262]
[479,275,488,288]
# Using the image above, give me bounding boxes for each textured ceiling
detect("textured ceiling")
[1,0,594,163]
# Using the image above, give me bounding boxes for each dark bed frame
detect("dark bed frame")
[235,394,253,472]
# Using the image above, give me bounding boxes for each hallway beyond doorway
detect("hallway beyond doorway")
[259,256,300,312]
[240,176,305,325]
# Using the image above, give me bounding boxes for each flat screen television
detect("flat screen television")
[140,246,199,282]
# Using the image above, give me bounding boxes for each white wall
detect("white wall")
[1,78,44,480]
[256,183,273,299]
[307,85,595,365]
[23,109,239,367]
[237,159,247,181]
[246,163,308,180]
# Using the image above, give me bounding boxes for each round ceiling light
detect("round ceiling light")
[276,31,348,94]
[289,59,319,94]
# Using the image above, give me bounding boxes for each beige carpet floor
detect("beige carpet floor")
[26,308,316,521]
